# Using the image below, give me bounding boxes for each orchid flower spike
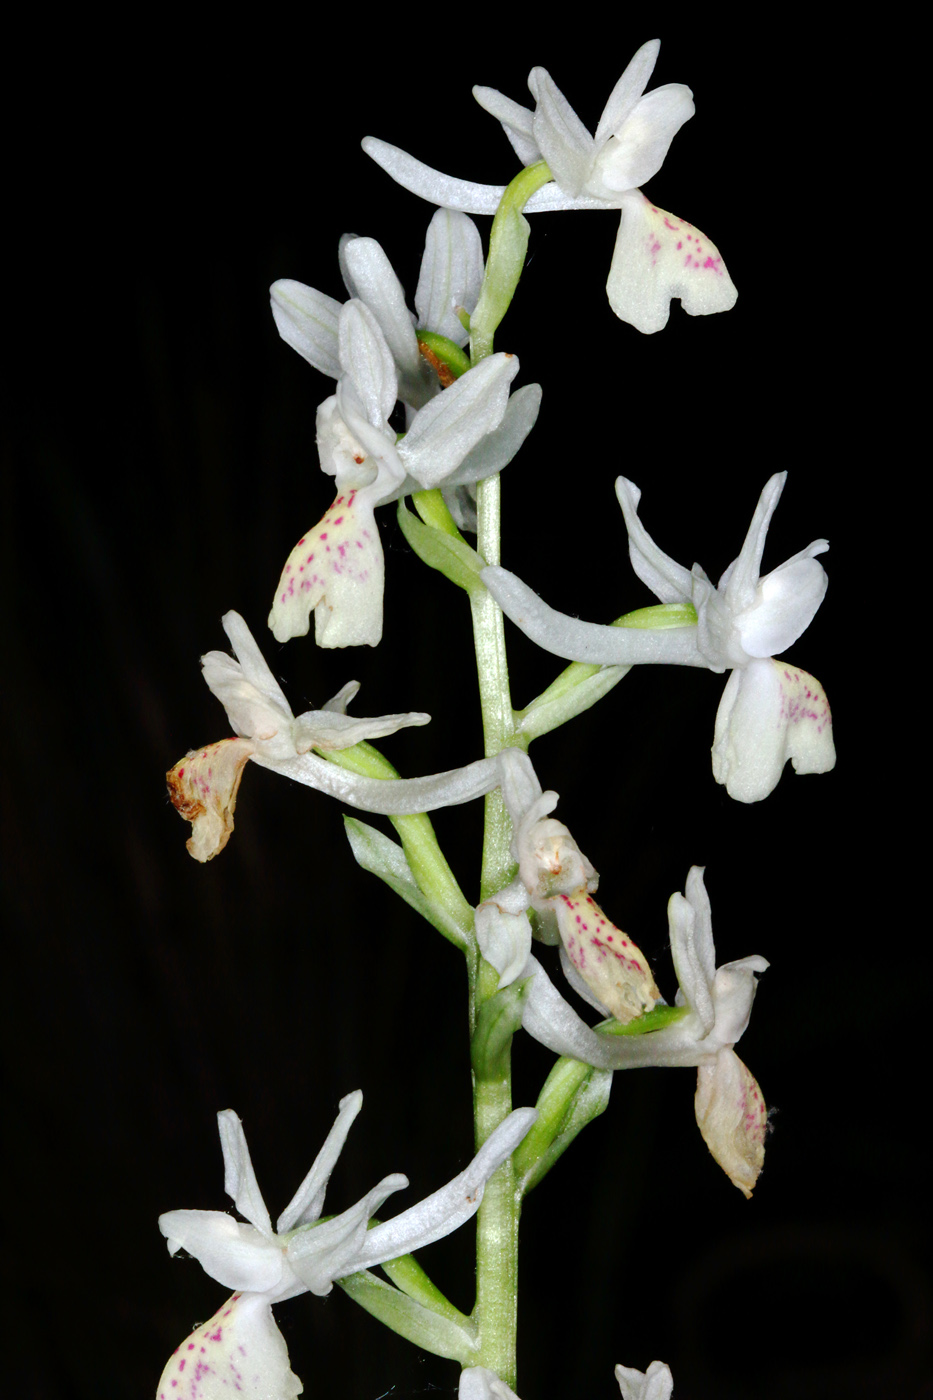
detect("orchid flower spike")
[272,208,485,410]
[166,612,510,861]
[157,1096,536,1400]
[484,472,835,802]
[363,40,737,333]
[268,298,539,647]
[616,1360,675,1400]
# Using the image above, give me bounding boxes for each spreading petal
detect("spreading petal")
[607,192,737,334]
[353,1107,537,1270]
[712,658,835,803]
[695,1047,767,1198]
[156,1293,302,1400]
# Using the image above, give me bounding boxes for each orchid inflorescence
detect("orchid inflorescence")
[160,37,834,1399]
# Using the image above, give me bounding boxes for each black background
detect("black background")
[5,16,921,1400]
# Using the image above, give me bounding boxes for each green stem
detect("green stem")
[467,163,555,1390]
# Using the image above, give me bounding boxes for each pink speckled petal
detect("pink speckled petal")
[552,889,659,1024]
[695,1047,767,1198]
[166,736,255,863]
[607,191,737,333]
[268,488,385,648]
[712,658,835,803]
[156,1292,302,1400]
[615,1359,674,1400]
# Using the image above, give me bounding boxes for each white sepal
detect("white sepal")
[482,564,704,667]
[415,208,485,346]
[475,882,534,988]
[339,235,423,389]
[270,278,342,380]
[615,1359,675,1400]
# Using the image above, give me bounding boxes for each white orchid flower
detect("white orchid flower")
[460,1366,522,1400]
[517,862,768,1196]
[268,298,539,647]
[485,749,661,1023]
[616,1360,675,1400]
[483,472,835,802]
[157,1095,536,1400]
[363,40,736,333]
[272,208,485,409]
[482,758,768,1193]
[166,611,508,861]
